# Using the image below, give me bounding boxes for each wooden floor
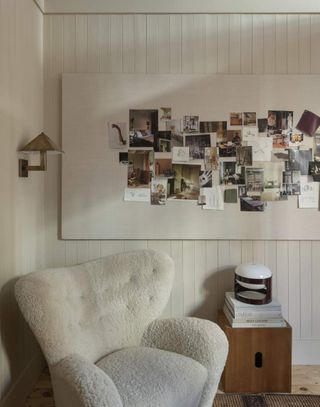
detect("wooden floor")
[23,366,320,407]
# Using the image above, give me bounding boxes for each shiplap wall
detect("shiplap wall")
[0,0,45,405]
[44,13,320,364]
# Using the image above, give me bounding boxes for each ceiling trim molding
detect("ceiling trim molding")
[44,0,320,14]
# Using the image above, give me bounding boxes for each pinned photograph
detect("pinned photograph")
[309,161,320,181]
[247,136,272,162]
[204,147,219,170]
[272,130,290,149]
[230,112,242,126]
[154,131,171,152]
[256,162,286,201]
[242,127,258,142]
[172,147,190,162]
[127,150,154,188]
[202,186,224,210]
[268,111,293,133]
[236,146,253,166]
[217,130,242,158]
[154,158,173,177]
[160,107,172,121]
[238,185,247,197]
[108,122,127,148]
[298,176,319,208]
[166,119,181,133]
[200,121,216,133]
[282,170,301,195]
[214,121,228,141]
[240,197,265,212]
[289,132,304,146]
[246,168,264,196]
[285,148,312,175]
[220,162,245,185]
[224,189,238,203]
[185,134,211,159]
[199,171,213,188]
[314,134,320,162]
[169,164,201,200]
[258,118,268,133]
[151,179,168,205]
[243,112,257,127]
[129,109,158,148]
[171,133,184,147]
[183,115,199,133]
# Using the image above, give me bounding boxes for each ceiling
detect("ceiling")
[43,0,320,14]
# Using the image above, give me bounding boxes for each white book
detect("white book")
[223,305,286,328]
[223,304,284,324]
[224,299,282,319]
[225,292,282,311]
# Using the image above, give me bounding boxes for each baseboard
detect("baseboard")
[293,339,320,365]
[0,352,46,407]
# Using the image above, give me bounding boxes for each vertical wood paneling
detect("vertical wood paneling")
[171,241,184,317]
[217,241,231,309]
[311,242,320,337]
[88,241,101,260]
[194,241,207,314]
[241,240,253,262]
[182,241,195,315]
[263,15,276,73]
[63,15,76,72]
[311,15,320,73]
[158,15,170,73]
[253,241,265,263]
[265,240,278,298]
[217,15,229,73]
[275,15,288,73]
[75,15,88,72]
[287,15,300,74]
[146,15,158,73]
[240,15,253,74]
[99,15,111,72]
[289,241,301,339]
[100,240,124,256]
[300,241,312,338]
[252,15,264,73]
[276,241,289,320]
[299,15,311,74]
[205,14,218,74]
[134,15,147,73]
[205,241,219,320]
[110,15,123,72]
[122,15,135,73]
[229,14,241,74]
[181,15,194,73]
[87,15,100,72]
[169,15,182,73]
[193,15,206,73]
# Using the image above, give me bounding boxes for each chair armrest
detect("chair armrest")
[141,317,228,407]
[50,354,123,407]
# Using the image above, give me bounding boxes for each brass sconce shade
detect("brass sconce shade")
[19,132,64,177]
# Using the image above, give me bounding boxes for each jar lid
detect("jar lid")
[235,263,272,279]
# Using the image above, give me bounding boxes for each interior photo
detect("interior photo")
[2,1,320,407]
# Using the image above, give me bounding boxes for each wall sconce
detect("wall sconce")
[18,132,64,177]
[296,110,320,136]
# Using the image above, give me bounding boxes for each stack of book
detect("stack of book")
[223,292,286,328]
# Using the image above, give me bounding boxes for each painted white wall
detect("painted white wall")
[0,0,45,406]
[44,0,320,14]
[44,13,320,364]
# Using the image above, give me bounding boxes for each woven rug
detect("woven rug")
[213,393,320,406]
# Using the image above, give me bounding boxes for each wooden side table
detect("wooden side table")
[218,310,292,393]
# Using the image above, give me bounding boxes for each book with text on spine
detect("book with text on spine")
[223,305,286,328]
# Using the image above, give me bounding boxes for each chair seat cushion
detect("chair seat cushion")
[96,346,208,407]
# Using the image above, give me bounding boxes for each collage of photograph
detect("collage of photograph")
[110,107,320,211]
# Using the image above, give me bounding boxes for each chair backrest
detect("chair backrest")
[15,250,174,366]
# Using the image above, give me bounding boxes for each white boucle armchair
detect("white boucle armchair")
[15,249,228,407]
